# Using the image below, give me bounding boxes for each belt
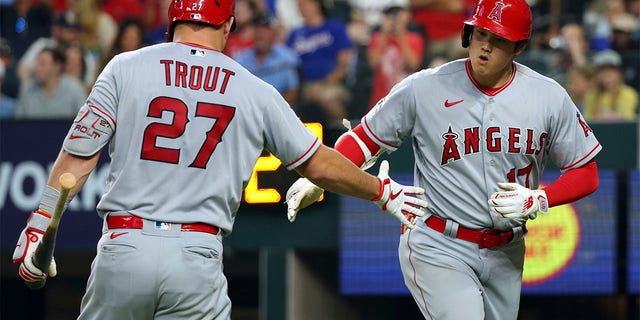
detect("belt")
[425,215,524,248]
[106,215,219,235]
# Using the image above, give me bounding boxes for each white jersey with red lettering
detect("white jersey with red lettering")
[363,58,601,231]
[69,42,319,235]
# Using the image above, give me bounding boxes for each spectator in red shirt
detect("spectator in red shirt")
[410,0,475,62]
[367,5,424,107]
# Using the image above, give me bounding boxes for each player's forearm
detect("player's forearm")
[295,145,379,200]
[47,149,101,198]
[542,159,599,207]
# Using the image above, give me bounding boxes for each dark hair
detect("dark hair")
[40,47,67,65]
[310,0,329,18]
[114,18,146,52]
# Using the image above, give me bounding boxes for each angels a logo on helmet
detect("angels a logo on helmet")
[487,1,507,22]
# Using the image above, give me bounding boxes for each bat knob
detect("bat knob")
[25,279,46,290]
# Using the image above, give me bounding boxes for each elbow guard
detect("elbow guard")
[63,105,114,156]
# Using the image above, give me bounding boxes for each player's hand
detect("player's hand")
[372,160,428,229]
[488,182,549,220]
[13,210,57,283]
[285,178,324,222]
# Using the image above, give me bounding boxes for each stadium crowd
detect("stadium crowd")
[0,0,638,139]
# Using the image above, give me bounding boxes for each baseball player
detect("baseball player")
[286,0,601,319]
[12,1,428,319]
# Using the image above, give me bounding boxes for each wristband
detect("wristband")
[39,185,72,213]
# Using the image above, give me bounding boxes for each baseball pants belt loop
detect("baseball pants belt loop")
[425,216,516,249]
[443,219,459,238]
[106,215,219,235]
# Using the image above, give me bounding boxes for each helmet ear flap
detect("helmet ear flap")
[461,24,473,48]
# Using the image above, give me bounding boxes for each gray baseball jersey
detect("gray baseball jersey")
[73,42,319,235]
[362,59,601,319]
[69,42,319,320]
[363,59,601,230]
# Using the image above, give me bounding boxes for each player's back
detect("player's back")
[91,42,290,232]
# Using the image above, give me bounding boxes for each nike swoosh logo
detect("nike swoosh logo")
[69,135,89,140]
[389,189,402,200]
[444,99,464,107]
[110,232,128,239]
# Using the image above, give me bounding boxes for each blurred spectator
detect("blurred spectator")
[0,0,54,60]
[286,0,354,129]
[609,12,640,90]
[236,13,300,106]
[558,23,592,69]
[100,18,146,72]
[583,49,639,121]
[0,49,17,118]
[17,12,97,88]
[528,0,592,42]
[100,0,144,24]
[0,37,20,100]
[367,5,424,108]
[565,64,595,112]
[143,0,170,45]
[349,0,410,28]
[409,0,475,62]
[224,0,259,58]
[272,0,305,31]
[628,0,640,40]
[15,47,86,119]
[71,0,117,60]
[64,42,87,87]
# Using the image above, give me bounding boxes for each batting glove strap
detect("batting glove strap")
[532,189,549,214]
[12,210,51,263]
[372,161,428,230]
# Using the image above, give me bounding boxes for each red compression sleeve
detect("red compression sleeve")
[542,159,599,207]
[334,124,381,167]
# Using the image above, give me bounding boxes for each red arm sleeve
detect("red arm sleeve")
[543,159,599,207]
[334,124,381,167]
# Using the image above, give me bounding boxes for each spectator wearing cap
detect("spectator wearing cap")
[583,49,639,121]
[15,47,86,119]
[17,13,98,88]
[367,5,423,109]
[236,13,300,106]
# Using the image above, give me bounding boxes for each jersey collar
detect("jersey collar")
[176,41,221,53]
[465,59,516,96]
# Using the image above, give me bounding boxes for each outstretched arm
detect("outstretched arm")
[292,144,427,229]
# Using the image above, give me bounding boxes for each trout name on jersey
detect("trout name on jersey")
[440,125,547,165]
[160,60,236,94]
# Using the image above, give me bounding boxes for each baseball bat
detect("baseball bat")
[25,173,77,290]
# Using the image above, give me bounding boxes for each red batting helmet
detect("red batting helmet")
[166,0,236,41]
[461,0,532,48]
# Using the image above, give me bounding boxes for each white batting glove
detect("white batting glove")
[13,210,57,283]
[488,182,549,220]
[372,160,428,229]
[286,178,324,222]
